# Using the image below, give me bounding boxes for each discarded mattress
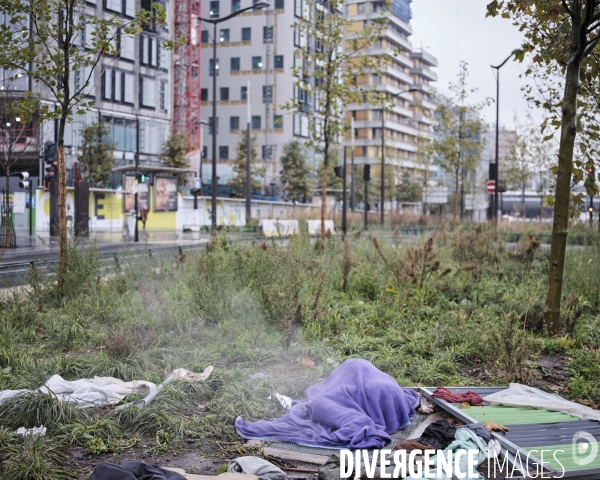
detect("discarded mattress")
[235,358,419,449]
[0,374,156,408]
[483,383,600,422]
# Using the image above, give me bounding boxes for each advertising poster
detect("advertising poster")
[154,177,178,212]
[123,175,149,212]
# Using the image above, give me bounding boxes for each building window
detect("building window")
[209,58,219,76]
[102,69,113,100]
[274,55,283,69]
[202,146,208,159]
[241,86,247,100]
[105,0,122,14]
[124,0,134,16]
[230,116,239,131]
[294,0,302,17]
[201,88,208,101]
[262,85,273,104]
[124,72,134,104]
[219,146,229,160]
[140,36,158,67]
[241,27,251,41]
[220,28,229,42]
[274,0,283,9]
[140,76,156,108]
[230,57,240,72]
[262,145,273,160]
[252,56,262,70]
[220,87,229,101]
[263,26,273,43]
[232,0,240,12]
[159,80,168,111]
[120,33,135,60]
[274,115,283,129]
[202,30,209,43]
[252,115,261,130]
[209,1,220,18]
[357,2,365,13]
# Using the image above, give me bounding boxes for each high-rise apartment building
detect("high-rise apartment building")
[199,0,437,198]
[345,0,438,183]
[199,0,293,193]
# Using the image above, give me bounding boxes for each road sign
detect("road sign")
[485,180,496,194]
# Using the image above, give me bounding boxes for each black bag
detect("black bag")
[88,461,186,480]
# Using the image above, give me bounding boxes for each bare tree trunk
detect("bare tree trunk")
[522,183,526,220]
[544,5,585,335]
[453,170,459,225]
[57,114,68,289]
[4,166,9,247]
[321,162,327,246]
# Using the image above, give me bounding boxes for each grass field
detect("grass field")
[1,226,599,479]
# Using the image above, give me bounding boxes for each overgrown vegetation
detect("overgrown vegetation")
[1,227,599,478]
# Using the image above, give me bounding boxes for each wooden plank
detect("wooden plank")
[263,447,329,465]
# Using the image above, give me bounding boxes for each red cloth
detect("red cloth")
[431,387,483,406]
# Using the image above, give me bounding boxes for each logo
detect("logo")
[572,432,598,466]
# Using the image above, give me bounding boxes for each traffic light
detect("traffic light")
[43,140,58,189]
[136,173,147,183]
[589,165,595,176]
[18,172,30,189]
[364,164,371,181]
[333,166,343,178]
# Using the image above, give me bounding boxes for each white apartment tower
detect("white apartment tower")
[346,0,438,178]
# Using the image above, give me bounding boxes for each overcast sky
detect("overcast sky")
[411,0,541,129]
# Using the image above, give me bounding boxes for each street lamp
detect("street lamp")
[491,50,517,224]
[380,87,419,225]
[199,1,270,231]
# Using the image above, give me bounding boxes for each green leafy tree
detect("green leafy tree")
[0,0,166,288]
[229,133,265,198]
[280,141,312,202]
[284,0,388,244]
[160,133,189,185]
[77,121,114,188]
[397,172,423,203]
[487,0,600,333]
[425,63,489,224]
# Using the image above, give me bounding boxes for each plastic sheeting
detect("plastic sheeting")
[483,383,600,422]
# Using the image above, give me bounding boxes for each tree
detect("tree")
[280,141,312,202]
[0,86,35,249]
[504,113,557,219]
[160,133,189,185]
[229,132,265,198]
[425,63,489,224]
[0,0,166,288]
[487,0,600,334]
[397,172,423,203]
[77,121,114,188]
[284,0,387,245]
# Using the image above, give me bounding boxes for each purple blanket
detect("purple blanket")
[235,359,419,449]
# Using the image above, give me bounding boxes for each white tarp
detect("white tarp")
[0,374,155,408]
[307,220,335,236]
[483,383,600,421]
[259,219,299,237]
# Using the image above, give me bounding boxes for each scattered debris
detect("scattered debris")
[484,420,509,433]
[300,357,315,367]
[247,372,270,382]
[267,393,293,410]
[485,439,502,459]
[418,396,436,414]
[228,456,286,480]
[16,425,46,437]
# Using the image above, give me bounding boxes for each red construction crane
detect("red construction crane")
[173,0,202,151]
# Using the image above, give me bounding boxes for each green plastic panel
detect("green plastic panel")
[464,406,579,425]
[523,444,600,471]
